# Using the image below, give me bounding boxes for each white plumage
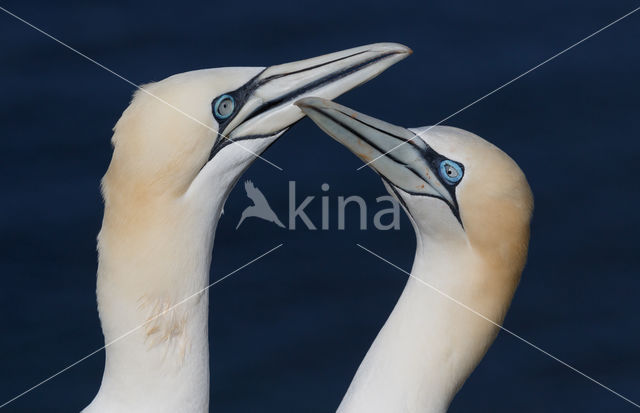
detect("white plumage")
[297,98,533,413]
[83,44,410,413]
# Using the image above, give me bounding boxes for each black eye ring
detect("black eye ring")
[213,94,235,120]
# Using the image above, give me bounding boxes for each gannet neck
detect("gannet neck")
[338,238,520,413]
[83,180,226,413]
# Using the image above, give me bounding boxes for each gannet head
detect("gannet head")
[296,97,533,272]
[103,44,411,210]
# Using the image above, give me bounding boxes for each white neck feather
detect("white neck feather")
[83,186,227,413]
[337,237,508,413]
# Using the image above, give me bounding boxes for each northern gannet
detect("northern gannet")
[296,97,533,413]
[83,44,410,413]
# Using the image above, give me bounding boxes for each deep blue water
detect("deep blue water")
[0,1,639,412]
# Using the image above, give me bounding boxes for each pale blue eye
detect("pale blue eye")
[214,94,235,119]
[439,160,463,184]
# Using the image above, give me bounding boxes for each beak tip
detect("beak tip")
[295,97,326,112]
[370,42,412,56]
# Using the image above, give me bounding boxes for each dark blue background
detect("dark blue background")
[1,1,639,412]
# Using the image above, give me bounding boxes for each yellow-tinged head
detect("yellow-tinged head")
[296,97,533,282]
[101,44,411,209]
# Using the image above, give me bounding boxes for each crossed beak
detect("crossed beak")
[295,97,462,222]
[209,43,411,156]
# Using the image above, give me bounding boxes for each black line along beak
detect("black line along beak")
[208,43,411,158]
[295,97,463,224]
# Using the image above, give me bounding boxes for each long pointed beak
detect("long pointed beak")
[295,97,461,218]
[211,43,411,154]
